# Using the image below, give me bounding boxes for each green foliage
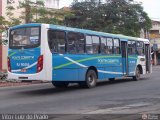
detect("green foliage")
[0,16,8,26]
[5,5,21,26]
[66,0,151,37]
[18,0,66,24]
[0,25,8,45]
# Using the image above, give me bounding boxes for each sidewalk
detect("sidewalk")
[0,78,48,87]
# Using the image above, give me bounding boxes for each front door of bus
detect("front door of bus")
[121,41,129,75]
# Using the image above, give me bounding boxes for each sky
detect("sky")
[59,0,160,20]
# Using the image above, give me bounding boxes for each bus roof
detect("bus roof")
[48,24,149,43]
[11,23,149,43]
[10,23,41,29]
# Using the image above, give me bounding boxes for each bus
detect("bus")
[8,23,151,88]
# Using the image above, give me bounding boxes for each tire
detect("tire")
[80,69,97,88]
[52,81,69,88]
[133,67,140,81]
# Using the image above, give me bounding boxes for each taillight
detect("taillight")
[8,57,11,72]
[37,55,43,73]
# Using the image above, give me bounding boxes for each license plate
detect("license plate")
[21,69,27,72]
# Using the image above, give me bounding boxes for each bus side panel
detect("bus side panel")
[128,55,138,75]
[53,69,79,81]
[78,54,122,80]
[78,68,87,81]
[52,54,123,81]
[52,54,79,81]
[104,56,123,79]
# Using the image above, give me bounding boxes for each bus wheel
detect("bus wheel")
[133,67,140,81]
[81,69,97,88]
[52,81,69,88]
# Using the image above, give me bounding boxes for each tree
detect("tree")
[18,0,62,24]
[5,5,21,26]
[0,4,21,45]
[66,0,151,37]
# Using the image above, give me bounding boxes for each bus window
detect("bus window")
[67,32,85,54]
[137,41,144,55]
[113,38,120,54]
[128,40,136,55]
[68,32,77,54]
[10,27,40,49]
[86,35,93,54]
[48,30,66,54]
[92,36,100,54]
[77,33,85,54]
[107,38,113,54]
[101,37,107,54]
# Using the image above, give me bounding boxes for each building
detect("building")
[140,19,160,65]
[45,0,60,9]
[149,19,160,65]
[0,0,60,72]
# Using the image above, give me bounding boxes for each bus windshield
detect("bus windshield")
[9,27,40,49]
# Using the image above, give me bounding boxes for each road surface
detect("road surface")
[0,66,160,119]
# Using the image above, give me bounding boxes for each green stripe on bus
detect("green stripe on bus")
[53,55,137,70]
[9,52,17,57]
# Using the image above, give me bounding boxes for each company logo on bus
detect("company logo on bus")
[12,56,35,60]
[98,59,119,64]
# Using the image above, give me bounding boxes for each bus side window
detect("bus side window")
[128,40,136,55]
[86,35,93,54]
[67,32,77,54]
[77,33,85,54]
[92,36,100,54]
[67,32,85,54]
[48,30,66,54]
[137,41,144,55]
[113,38,120,54]
[107,38,113,54]
[101,37,107,54]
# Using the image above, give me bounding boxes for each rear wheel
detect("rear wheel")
[79,69,97,88]
[52,81,69,88]
[133,67,140,81]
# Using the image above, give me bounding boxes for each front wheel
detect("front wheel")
[79,69,97,88]
[133,67,140,81]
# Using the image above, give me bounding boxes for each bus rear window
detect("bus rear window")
[9,27,40,49]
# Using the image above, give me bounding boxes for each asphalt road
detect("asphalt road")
[0,66,160,119]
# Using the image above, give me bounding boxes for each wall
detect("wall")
[2,45,7,71]
[149,20,160,48]
[0,0,3,71]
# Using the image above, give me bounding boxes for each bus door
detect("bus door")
[145,44,151,73]
[121,41,129,75]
